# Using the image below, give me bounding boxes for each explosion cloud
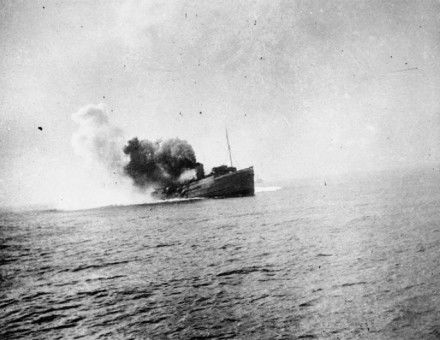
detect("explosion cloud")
[68,104,151,209]
[72,104,199,194]
[123,137,198,188]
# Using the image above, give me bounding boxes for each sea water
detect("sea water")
[1,168,439,339]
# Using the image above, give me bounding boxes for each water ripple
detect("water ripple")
[1,171,440,338]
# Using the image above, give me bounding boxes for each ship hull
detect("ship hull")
[184,167,254,198]
[152,167,254,199]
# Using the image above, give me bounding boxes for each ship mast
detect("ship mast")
[225,127,233,167]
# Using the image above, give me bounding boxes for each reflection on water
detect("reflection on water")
[1,169,440,339]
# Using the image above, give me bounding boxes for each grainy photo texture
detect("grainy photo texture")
[1,1,439,339]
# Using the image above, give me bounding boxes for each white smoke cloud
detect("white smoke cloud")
[178,169,196,183]
[61,104,150,210]
[71,103,124,172]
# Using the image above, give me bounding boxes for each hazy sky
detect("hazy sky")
[1,0,439,207]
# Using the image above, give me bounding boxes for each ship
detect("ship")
[152,129,254,199]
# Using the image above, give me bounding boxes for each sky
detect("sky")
[1,0,439,208]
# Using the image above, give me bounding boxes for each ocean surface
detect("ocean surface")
[1,169,440,339]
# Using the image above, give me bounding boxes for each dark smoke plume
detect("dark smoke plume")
[123,137,197,188]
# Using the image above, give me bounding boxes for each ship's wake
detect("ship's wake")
[255,186,282,193]
[57,196,205,212]
[136,197,205,207]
